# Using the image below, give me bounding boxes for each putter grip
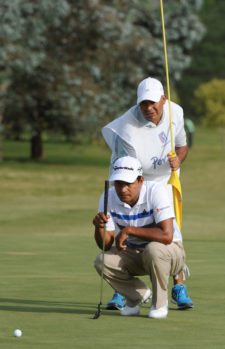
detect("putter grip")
[104,180,109,215]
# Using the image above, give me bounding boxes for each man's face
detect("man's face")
[140,96,166,125]
[114,177,144,207]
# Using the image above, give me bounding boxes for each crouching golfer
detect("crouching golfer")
[93,156,188,319]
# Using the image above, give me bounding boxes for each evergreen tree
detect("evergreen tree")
[177,0,225,121]
[0,0,204,159]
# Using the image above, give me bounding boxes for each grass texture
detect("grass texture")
[0,127,224,349]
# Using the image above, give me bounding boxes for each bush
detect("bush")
[194,79,225,127]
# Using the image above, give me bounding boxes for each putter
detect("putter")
[93,180,109,319]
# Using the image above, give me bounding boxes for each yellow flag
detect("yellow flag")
[167,153,182,229]
[160,0,182,229]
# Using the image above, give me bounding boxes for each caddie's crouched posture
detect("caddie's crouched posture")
[93,156,188,319]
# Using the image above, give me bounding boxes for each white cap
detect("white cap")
[109,157,143,183]
[137,77,164,104]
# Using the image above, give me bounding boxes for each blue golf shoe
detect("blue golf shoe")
[106,292,126,310]
[171,284,193,309]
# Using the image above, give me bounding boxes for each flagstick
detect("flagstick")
[160,0,174,152]
[160,0,182,229]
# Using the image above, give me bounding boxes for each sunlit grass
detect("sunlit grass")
[0,127,224,349]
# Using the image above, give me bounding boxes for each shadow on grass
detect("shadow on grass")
[0,298,193,320]
[3,140,110,167]
[0,298,118,316]
[2,156,109,167]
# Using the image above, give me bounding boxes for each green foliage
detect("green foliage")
[194,79,225,127]
[136,0,205,82]
[0,0,205,158]
[177,0,225,121]
[0,1,74,140]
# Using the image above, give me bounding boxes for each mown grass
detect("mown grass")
[0,127,224,349]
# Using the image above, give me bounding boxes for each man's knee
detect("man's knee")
[94,253,103,274]
[143,242,165,263]
[94,249,120,274]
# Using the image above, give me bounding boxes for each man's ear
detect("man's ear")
[139,176,144,184]
[161,95,167,104]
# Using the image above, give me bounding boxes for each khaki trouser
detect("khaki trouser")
[94,241,185,308]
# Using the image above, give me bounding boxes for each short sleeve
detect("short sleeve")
[151,183,174,224]
[174,105,187,147]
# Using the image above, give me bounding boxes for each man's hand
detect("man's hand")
[115,228,129,251]
[93,212,108,229]
[167,152,181,171]
[93,212,115,251]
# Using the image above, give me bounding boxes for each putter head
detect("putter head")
[92,303,101,319]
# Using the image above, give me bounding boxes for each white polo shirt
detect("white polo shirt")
[98,181,182,248]
[102,101,187,183]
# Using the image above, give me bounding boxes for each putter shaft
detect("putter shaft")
[93,303,102,319]
[92,180,109,320]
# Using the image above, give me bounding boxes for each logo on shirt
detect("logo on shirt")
[158,131,168,144]
[155,206,170,212]
[151,155,167,169]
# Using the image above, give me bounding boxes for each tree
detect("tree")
[194,79,225,128]
[0,0,205,159]
[177,0,225,121]
[0,0,74,159]
[134,0,205,83]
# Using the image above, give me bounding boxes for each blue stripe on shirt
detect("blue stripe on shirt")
[110,209,154,221]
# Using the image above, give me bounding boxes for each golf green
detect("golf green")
[0,127,224,348]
